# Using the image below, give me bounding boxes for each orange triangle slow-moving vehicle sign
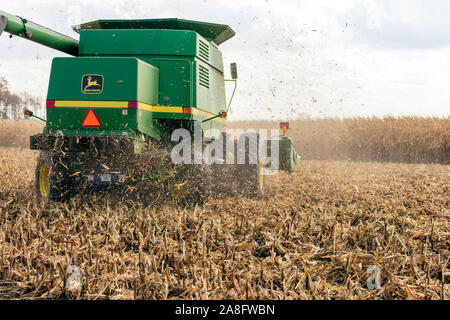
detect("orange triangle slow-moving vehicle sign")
[81,109,101,128]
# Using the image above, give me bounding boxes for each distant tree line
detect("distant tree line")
[0,77,42,119]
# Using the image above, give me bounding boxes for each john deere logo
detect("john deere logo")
[82,75,103,94]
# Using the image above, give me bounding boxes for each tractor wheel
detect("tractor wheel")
[35,151,73,202]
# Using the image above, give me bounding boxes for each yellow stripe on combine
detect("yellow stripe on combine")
[54,101,128,108]
[136,102,184,114]
[137,102,226,122]
[53,101,226,122]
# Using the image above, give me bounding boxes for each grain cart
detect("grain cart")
[0,10,300,202]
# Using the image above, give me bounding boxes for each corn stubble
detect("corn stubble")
[0,145,448,300]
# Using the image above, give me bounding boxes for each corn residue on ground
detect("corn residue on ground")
[0,146,448,300]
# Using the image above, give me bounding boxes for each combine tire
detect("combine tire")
[35,151,73,202]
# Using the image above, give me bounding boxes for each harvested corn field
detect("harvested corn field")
[0,146,448,300]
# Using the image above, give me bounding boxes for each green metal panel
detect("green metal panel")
[46,57,159,133]
[137,61,159,105]
[147,58,193,107]
[0,9,79,56]
[47,108,137,132]
[195,59,226,113]
[80,30,224,72]
[195,58,227,133]
[138,56,226,127]
[47,57,158,102]
[79,29,197,57]
[136,109,162,140]
[73,18,235,45]
[196,34,224,73]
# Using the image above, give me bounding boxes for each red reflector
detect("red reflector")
[183,107,193,114]
[46,100,55,108]
[128,101,138,109]
[81,109,101,128]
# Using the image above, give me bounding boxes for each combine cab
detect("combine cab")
[0,10,300,202]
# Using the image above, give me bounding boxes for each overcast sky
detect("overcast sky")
[1,0,449,120]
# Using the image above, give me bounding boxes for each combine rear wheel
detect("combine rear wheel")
[35,151,73,202]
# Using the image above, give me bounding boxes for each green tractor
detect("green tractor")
[0,10,300,203]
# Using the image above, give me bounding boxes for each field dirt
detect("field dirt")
[0,146,448,300]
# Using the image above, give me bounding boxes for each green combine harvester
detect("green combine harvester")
[0,10,300,203]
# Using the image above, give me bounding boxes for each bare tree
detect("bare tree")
[0,76,42,119]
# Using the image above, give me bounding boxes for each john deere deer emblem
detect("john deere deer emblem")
[82,75,103,94]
